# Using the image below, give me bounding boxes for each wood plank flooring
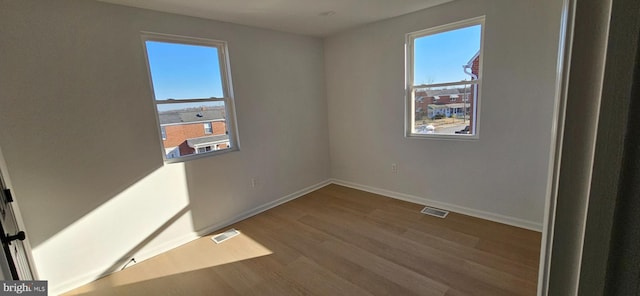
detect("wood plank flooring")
[64,184,541,296]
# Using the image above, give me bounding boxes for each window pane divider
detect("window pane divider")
[155,97,226,104]
[411,80,479,89]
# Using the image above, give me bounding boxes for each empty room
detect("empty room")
[1,0,635,295]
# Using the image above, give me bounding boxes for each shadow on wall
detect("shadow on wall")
[183,153,243,233]
[0,0,174,250]
[21,155,166,249]
[95,205,191,279]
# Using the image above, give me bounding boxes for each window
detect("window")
[406,17,484,138]
[203,122,213,134]
[197,146,212,153]
[142,33,239,162]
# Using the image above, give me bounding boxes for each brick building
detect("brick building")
[159,107,230,159]
[414,88,472,119]
[465,51,480,129]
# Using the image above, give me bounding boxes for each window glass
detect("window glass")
[145,41,223,100]
[204,122,213,134]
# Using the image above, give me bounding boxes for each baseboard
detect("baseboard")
[330,179,543,232]
[53,179,332,295]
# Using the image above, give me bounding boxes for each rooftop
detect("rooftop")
[428,103,470,109]
[159,107,225,125]
[187,134,230,148]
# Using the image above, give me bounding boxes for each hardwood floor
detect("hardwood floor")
[64,184,541,296]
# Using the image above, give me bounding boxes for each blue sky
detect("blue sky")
[414,25,481,85]
[145,41,224,103]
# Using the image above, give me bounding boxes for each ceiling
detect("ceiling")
[97,0,453,37]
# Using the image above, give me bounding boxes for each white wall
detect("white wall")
[0,0,329,293]
[324,0,564,229]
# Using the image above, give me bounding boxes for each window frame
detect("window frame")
[141,32,240,163]
[405,16,485,140]
[203,122,213,134]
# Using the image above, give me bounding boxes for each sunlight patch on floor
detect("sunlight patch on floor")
[68,232,272,294]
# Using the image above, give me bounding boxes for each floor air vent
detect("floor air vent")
[421,206,449,218]
[211,228,240,244]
